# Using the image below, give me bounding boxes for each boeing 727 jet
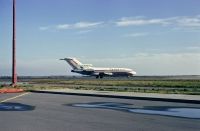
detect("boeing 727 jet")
[60,57,136,78]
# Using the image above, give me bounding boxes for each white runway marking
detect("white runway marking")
[0,92,29,103]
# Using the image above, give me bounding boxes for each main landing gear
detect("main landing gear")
[96,75,103,79]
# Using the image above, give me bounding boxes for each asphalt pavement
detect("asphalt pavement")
[0,92,200,131]
[32,88,200,103]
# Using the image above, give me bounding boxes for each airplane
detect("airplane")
[60,57,136,78]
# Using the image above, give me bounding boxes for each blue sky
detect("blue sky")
[1,0,200,76]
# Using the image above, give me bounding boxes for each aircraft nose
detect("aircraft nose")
[130,71,136,75]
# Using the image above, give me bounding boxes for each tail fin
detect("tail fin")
[60,58,82,70]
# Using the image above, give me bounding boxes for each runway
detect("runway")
[0,92,200,131]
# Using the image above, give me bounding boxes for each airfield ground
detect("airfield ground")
[0,92,200,131]
[1,76,200,131]
[4,76,199,95]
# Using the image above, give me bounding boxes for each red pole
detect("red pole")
[12,0,17,86]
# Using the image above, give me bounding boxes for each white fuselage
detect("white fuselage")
[61,58,136,78]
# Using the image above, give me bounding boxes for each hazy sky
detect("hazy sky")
[1,0,200,76]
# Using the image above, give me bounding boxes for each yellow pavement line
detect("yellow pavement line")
[0,92,29,103]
